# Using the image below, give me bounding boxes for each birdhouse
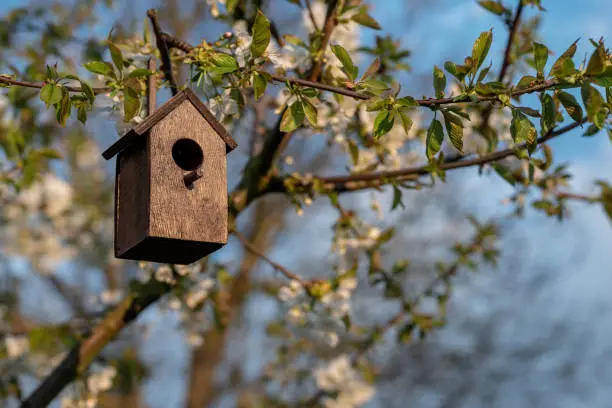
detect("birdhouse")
[102,89,237,265]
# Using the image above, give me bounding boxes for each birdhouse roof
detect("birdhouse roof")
[102,88,238,160]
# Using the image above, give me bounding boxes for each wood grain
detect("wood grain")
[114,100,228,265]
[149,100,228,244]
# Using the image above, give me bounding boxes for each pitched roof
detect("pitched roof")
[102,88,238,160]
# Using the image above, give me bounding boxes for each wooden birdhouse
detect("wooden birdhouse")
[102,89,237,265]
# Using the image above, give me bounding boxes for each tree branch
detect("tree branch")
[0,75,110,94]
[308,0,338,81]
[266,120,584,194]
[163,32,571,109]
[234,230,304,284]
[147,9,179,96]
[498,1,525,83]
[304,0,321,33]
[21,285,169,407]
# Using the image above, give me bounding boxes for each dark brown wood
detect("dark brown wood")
[102,89,237,160]
[183,168,203,188]
[115,138,150,258]
[147,9,178,96]
[114,99,228,264]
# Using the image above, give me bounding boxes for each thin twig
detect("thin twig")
[161,31,568,108]
[498,1,524,83]
[234,230,304,284]
[304,0,321,33]
[266,120,584,194]
[147,9,179,96]
[556,191,600,203]
[0,76,110,94]
[308,0,338,81]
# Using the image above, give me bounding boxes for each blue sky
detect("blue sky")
[3,1,612,407]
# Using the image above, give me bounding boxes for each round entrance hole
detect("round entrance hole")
[172,138,204,171]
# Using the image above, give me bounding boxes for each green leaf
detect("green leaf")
[226,0,239,13]
[77,105,87,123]
[471,29,493,73]
[533,42,548,75]
[444,61,470,82]
[365,97,386,111]
[123,86,140,122]
[475,81,506,96]
[594,107,607,129]
[586,44,606,76]
[477,64,491,83]
[396,96,417,107]
[211,53,239,74]
[557,90,583,122]
[442,110,463,153]
[351,12,381,30]
[251,10,271,58]
[302,98,318,126]
[45,65,59,81]
[301,88,318,98]
[516,106,541,118]
[396,109,413,133]
[80,81,95,105]
[253,72,268,100]
[391,184,404,210]
[84,61,115,77]
[40,84,63,108]
[127,68,153,78]
[373,110,394,139]
[35,148,63,160]
[583,123,600,136]
[478,1,506,15]
[492,163,516,185]
[361,58,381,81]
[108,41,124,72]
[581,83,603,121]
[283,34,305,47]
[549,40,578,78]
[510,109,537,146]
[540,93,556,135]
[331,44,357,80]
[433,65,446,98]
[280,101,304,132]
[360,79,389,91]
[516,75,537,89]
[426,118,444,160]
[55,88,71,126]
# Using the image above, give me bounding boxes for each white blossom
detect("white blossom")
[208,89,239,121]
[155,265,175,285]
[185,278,215,309]
[4,335,29,358]
[100,289,123,305]
[87,365,116,395]
[232,20,252,67]
[315,355,375,408]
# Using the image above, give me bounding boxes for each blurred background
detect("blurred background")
[1,0,612,407]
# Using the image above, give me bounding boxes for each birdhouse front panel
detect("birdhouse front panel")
[148,99,228,244]
[105,89,237,265]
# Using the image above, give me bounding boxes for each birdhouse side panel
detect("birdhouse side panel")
[115,137,150,257]
[148,100,228,244]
